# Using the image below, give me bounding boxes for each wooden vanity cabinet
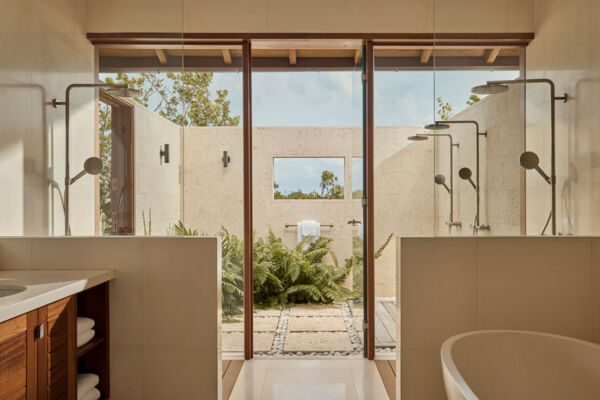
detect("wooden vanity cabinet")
[0,282,109,400]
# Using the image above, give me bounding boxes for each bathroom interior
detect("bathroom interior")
[1,0,600,399]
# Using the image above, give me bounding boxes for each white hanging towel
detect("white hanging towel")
[357,222,364,241]
[297,220,321,249]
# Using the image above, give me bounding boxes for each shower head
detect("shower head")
[471,83,509,95]
[458,167,472,180]
[520,151,540,169]
[106,87,141,97]
[407,135,429,141]
[520,151,552,184]
[424,123,450,131]
[434,174,451,194]
[70,157,103,185]
[459,167,477,191]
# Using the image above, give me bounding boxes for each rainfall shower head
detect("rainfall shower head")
[106,87,141,97]
[520,151,552,184]
[407,135,429,141]
[424,123,450,131]
[70,157,103,185]
[471,83,509,95]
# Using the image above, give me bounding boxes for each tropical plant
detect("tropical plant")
[170,220,199,236]
[219,227,245,316]
[348,233,393,299]
[142,209,152,236]
[466,94,481,106]
[437,97,454,120]
[274,169,344,199]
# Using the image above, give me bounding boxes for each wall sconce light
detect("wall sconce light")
[160,144,170,164]
[222,151,231,167]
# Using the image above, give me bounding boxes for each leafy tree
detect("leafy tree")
[466,94,481,106]
[436,97,453,120]
[98,102,112,234]
[274,170,344,199]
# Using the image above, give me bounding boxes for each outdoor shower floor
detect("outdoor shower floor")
[222,300,396,356]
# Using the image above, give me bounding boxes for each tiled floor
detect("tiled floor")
[228,359,390,400]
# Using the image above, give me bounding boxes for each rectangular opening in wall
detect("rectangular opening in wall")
[273,157,345,200]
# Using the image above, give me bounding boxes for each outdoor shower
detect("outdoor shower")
[52,83,140,235]
[472,78,568,235]
[458,167,490,234]
[408,133,461,232]
[424,120,490,234]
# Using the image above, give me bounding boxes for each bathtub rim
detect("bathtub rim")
[440,330,600,400]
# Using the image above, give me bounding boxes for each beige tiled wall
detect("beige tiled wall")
[397,236,600,400]
[86,0,534,33]
[0,236,222,400]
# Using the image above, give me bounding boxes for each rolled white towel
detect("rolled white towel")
[80,388,101,400]
[77,329,95,348]
[77,374,100,400]
[77,317,95,334]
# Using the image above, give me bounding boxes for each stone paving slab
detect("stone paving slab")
[284,332,354,352]
[287,316,347,332]
[289,304,342,317]
[254,309,283,317]
[223,332,275,352]
[223,317,279,332]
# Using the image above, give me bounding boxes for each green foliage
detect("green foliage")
[466,94,481,106]
[220,228,245,316]
[170,220,199,236]
[98,102,112,234]
[274,170,344,199]
[348,233,393,299]
[436,97,454,120]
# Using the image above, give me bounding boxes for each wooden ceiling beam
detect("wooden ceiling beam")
[289,49,297,65]
[486,48,501,64]
[154,49,167,64]
[420,48,432,64]
[222,49,232,64]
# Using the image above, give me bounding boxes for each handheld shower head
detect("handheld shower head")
[407,135,429,141]
[459,167,477,191]
[520,151,552,184]
[70,157,103,185]
[471,83,509,95]
[434,174,451,194]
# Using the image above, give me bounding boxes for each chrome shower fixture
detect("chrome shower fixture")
[70,157,103,185]
[520,151,552,184]
[52,82,139,235]
[471,78,568,235]
[407,135,429,141]
[434,174,450,193]
[424,122,450,130]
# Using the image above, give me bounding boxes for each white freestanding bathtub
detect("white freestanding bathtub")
[441,330,600,400]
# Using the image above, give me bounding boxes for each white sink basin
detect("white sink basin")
[0,285,26,298]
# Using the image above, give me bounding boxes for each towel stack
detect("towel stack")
[77,374,100,400]
[77,317,95,348]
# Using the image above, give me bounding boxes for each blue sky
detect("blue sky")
[274,157,345,194]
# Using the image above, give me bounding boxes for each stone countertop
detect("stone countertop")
[0,269,115,323]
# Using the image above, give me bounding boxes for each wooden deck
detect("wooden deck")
[375,300,396,348]
[375,360,396,399]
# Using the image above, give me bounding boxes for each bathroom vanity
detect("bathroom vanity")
[0,270,114,400]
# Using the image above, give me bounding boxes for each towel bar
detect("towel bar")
[285,223,334,228]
